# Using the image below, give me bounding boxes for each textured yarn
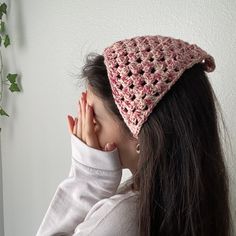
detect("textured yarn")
[103,35,216,139]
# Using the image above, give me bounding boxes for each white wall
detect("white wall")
[0,0,235,235]
[0,134,4,236]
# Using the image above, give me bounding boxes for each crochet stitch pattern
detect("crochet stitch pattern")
[103,35,216,139]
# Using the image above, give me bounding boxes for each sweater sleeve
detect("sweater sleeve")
[35,134,122,236]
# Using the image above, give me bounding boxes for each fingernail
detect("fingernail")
[81,93,84,100]
[105,144,108,150]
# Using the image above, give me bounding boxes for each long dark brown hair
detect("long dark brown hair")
[74,52,234,236]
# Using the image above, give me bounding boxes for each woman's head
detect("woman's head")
[76,35,234,236]
[80,35,217,177]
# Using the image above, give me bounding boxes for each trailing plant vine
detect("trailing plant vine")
[0,2,20,131]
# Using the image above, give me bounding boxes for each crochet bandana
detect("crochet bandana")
[103,35,216,139]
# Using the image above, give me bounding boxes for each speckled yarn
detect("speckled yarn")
[103,35,216,139]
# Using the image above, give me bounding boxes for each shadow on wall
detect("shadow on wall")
[0,132,5,236]
[11,0,26,49]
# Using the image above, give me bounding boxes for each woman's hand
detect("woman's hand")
[67,90,116,152]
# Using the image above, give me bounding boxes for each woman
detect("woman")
[36,35,234,236]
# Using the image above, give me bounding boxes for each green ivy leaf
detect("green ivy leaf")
[9,82,20,92]
[4,34,10,47]
[7,73,17,83]
[0,107,9,116]
[0,21,5,33]
[0,3,7,14]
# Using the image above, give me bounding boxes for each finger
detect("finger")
[67,115,75,134]
[77,100,82,139]
[85,104,100,148]
[73,118,78,136]
[80,92,86,141]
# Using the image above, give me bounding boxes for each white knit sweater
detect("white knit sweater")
[35,134,139,236]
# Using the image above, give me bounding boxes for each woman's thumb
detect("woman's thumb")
[104,143,116,151]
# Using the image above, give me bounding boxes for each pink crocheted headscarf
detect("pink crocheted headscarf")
[102,35,216,139]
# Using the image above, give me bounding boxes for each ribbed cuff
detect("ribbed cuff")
[71,134,122,171]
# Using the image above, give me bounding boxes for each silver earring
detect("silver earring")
[136,143,140,154]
